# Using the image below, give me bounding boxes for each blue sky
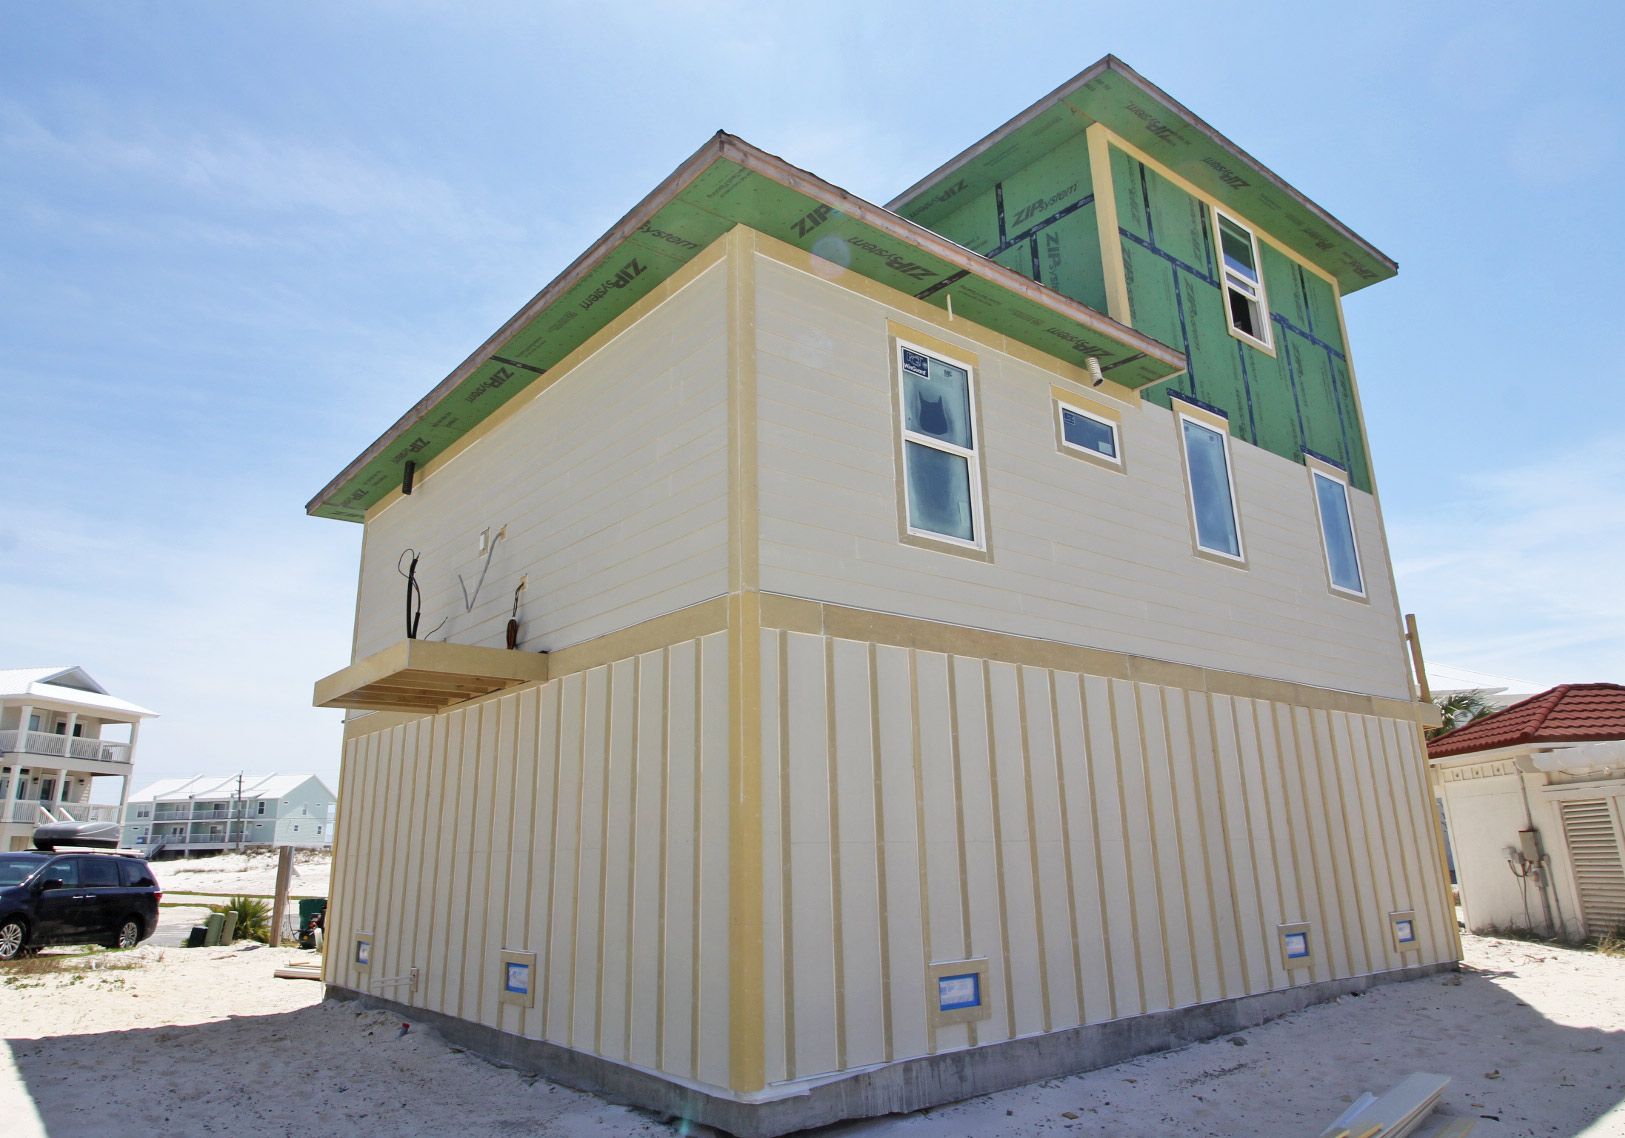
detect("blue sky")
[3,2,1621,788]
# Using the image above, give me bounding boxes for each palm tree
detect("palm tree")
[1428,689,1497,740]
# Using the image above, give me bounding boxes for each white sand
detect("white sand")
[153,849,332,898]
[4,920,1621,1136]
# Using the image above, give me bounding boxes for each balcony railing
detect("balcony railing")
[1,801,122,825]
[0,730,132,766]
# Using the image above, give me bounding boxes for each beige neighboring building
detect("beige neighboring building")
[1430,684,1625,941]
[309,57,1453,1136]
[0,666,153,851]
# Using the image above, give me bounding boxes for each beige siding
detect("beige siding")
[758,627,1453,1086]
[752,254,1411,701]
[325,631,732,1090]
[351,263,729,664]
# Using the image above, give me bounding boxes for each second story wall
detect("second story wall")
[752,244,1411,700]
[351,258,730,663]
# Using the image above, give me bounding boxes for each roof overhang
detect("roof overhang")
[888,55,1396,295]
[308,132,1184,523]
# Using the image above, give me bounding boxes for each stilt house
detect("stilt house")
[310,56,1455,1136]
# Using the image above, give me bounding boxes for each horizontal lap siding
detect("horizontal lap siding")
[326,631,730,1091]
[352,264,729,663]
[752,255,1409,700]
[756,630,1454,1085]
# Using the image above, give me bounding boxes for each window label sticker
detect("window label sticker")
[937,972,981,1011]
[902,347,930,377]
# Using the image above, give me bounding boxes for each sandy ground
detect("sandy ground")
[153,849,332,898]
[3,881,1622,1137]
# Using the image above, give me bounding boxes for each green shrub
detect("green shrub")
[211,895,271,943]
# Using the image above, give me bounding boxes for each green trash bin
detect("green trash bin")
[297,898,328,948]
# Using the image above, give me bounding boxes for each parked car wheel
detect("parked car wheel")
[0,917,31,961]
[112,918,142,949]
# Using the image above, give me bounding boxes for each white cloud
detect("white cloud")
[1390,433,1625,686]
[0,100,521,246]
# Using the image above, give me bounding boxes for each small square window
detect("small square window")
[1055,397,1124,472]
[1213,209,1273,351]
[1277,922,1314,970]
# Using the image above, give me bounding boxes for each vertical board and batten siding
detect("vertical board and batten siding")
[326,632,732,1090]
[751,254,1412,702]
[757,629,1454,1086]
[350,262,729,664]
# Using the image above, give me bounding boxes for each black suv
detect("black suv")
[0,849,162,960]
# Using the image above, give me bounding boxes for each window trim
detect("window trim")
[1212,207,1275,354]
[1173,397,1247,566]
[1304,455,1368,600]
[1052,386,1125,473]
[890,330,991,560]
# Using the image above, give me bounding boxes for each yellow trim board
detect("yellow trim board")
[1086,123,1134,325]
[757,593,1432,724]
[726,226,767,1094]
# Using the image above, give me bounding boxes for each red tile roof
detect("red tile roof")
[1429,683,1625,759]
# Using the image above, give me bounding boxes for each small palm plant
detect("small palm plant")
[1428,689,1497,740]
[211,896,272,943]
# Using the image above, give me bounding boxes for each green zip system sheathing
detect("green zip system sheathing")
[926,133,1109,314]
[308,135,1183,522]
[891,55,1395,295]
[1113,147,1371,491]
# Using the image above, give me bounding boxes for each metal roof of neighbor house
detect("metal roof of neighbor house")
[889,55,1396,295]
[1428,683,1625,758]
[307,132,1185,523]
[129,773,334,802]
[0,666,157,719]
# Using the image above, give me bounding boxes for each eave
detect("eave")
[307,132,1184,523]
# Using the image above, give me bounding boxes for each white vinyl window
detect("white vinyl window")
[1310,465,1365,596]
[1177,405,1244,562]
[1057,401,1122,467]
[1213,209,1273,351]
[898,341,984,549]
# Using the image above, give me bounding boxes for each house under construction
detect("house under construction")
[310,55,1455,1136]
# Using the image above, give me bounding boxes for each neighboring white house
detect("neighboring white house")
[0,666,153,852]
[124,773,336,855]
[1430,684,1625,941]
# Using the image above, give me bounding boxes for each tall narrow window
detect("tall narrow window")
[1310,465,1365,596]
[898,341,984,549]
[1214,209,1273,351]
[1177,405,1244,561]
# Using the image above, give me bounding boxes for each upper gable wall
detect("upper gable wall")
[911,129,1374,493]
[1107,141,1372,492]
